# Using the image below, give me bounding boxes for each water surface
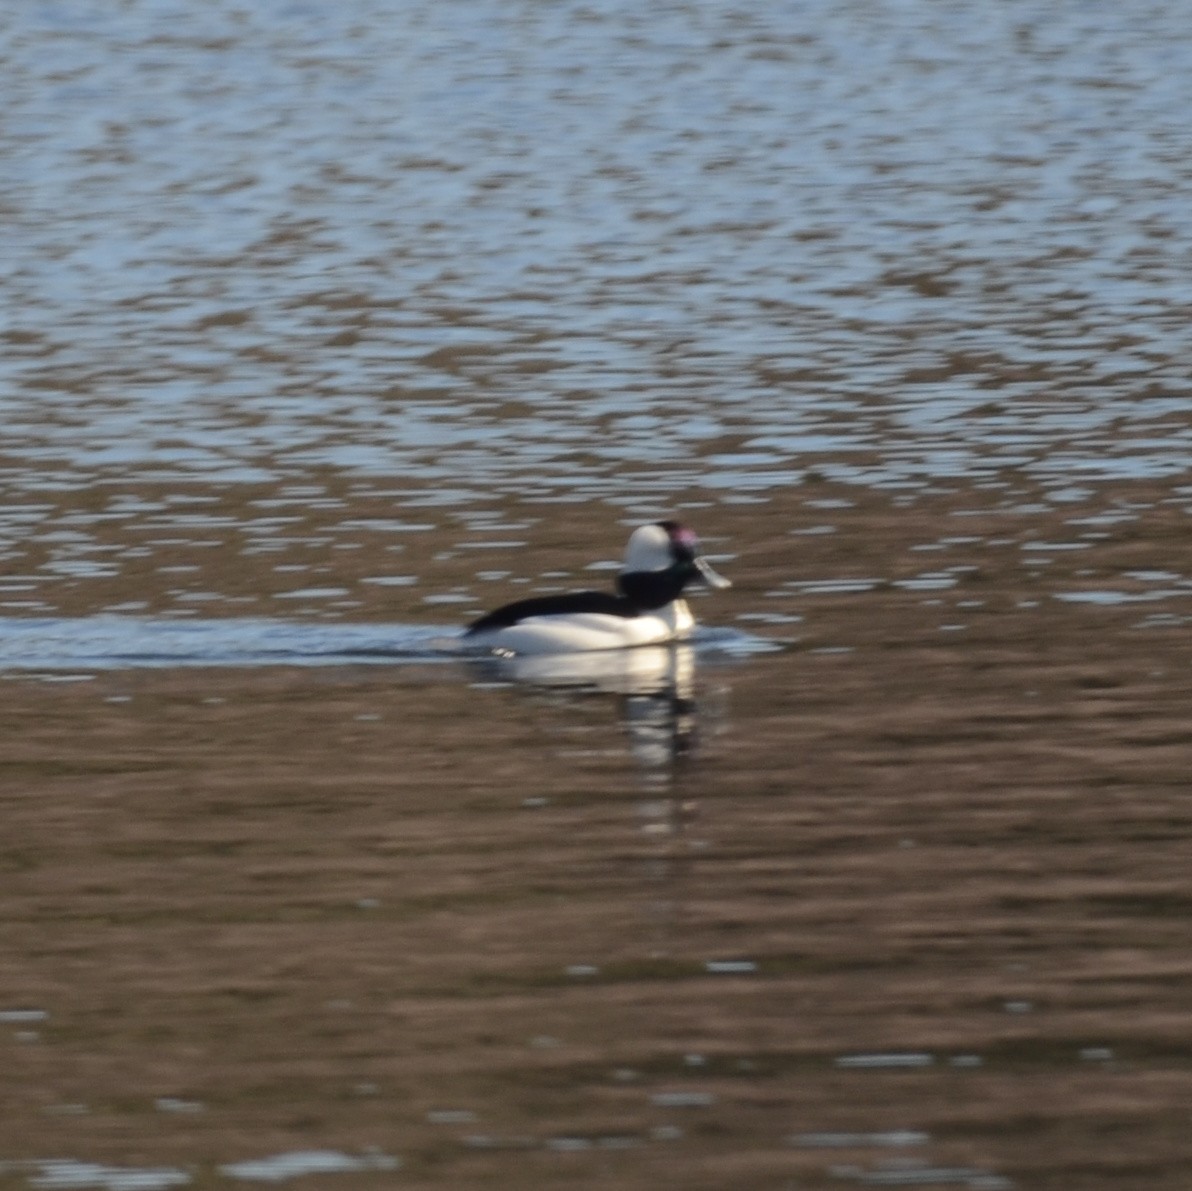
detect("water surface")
[3,1,1192,1187]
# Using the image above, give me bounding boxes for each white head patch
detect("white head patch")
[622,524,673,574]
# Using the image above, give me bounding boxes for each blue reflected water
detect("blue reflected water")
[0,616,451,670]
[3,0,1192,632]
[4,0,1192,514]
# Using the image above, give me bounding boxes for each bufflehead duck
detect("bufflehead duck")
[463,521,730,655]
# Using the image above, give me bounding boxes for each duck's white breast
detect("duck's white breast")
[470,601,693,656]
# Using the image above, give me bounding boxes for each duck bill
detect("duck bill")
[694,556,732,589]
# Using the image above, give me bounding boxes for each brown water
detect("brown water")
[3,2,1192,1188]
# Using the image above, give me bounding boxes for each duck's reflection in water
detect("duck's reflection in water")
[467,644,724,954]
[466,644,705,787]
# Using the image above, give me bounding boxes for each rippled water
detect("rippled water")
[4,2,1192,1188]
[5,0,1192,613]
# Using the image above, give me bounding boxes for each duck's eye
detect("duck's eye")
[666,525,701,568]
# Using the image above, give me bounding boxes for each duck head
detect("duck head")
[617,521,731,609]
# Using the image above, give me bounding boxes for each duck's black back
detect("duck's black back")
[464,591,637,635]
